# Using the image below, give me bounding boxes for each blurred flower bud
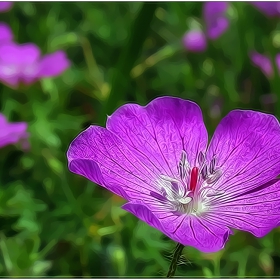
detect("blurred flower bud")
[250,51,273,78]
[203,2,229,40]
[182,30,207,52]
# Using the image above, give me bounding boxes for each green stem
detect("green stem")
[166,243,185,278]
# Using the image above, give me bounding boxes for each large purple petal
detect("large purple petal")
[206,110,280,200]
[106,97,208,177]
[123,200,231,253]
[251,2,280,17]
[38,50,70,77]
[68,158,129,199]
[0,22,13,42]
[207,179,280,237]
[203,2,229,40]
[67,125,165,200]
[67,97,208,202]
[0,2,13,12]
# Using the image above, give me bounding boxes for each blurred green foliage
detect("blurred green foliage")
[0,1,280,277]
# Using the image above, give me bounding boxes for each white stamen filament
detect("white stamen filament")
[153,150,223,216]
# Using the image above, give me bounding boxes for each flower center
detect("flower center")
[151,150,224,215]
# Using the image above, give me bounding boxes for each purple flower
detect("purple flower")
[250,51,280,78]
[0,22,13,43]
[251,2,280,17]
[250,52,273,78]
[67,97,280,253]
[0,113,29,149]
[0,42,70,87]
[0,1,13,12]
[182,30,207,53]
[203,2,229,40]
[183,2,229,52]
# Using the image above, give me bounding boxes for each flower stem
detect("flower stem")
[166,243,185,278]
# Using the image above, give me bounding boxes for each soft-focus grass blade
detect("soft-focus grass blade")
[100,2,158,124]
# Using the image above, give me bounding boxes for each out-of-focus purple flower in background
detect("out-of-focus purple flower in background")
[183,2,229,53]
[0,113,29,150]
[250,52,273,77]
[0,22,13,43]
[203,2,229,40]
[250,51,280,78]
[0,42,70,87]
[0,1,13,12]
[182,30,207,53]
[251,2,280,17]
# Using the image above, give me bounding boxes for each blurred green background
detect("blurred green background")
[0,1,280,277]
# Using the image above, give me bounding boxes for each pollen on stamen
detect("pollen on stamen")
[190,167,199,192]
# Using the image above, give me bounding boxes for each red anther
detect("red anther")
[190,167,199,192]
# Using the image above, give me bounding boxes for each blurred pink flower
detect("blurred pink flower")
[0,1,13,12]
[250,51,280,78]
[0,113,29,150]
[183,2,229,52]
[0,22,13,43]
[0,42,70,87]
[182,30,207,53]
[203,2,229,40]
[250,52,273,78]
[251,2,280,17]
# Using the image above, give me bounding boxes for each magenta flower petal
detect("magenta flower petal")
[68,97,208,200]
[67,97,280,252]
[182,30,207,52]
[0,22,13,42]
[38,50,70,77]
[250,51,273,78]
[203,2,229,40]
[0,113,29,149]
[251,2,280,17]
[123,200,231,253]
[122,201,165,232]
[106,97,208,170]
[207,179,280,237]
[69,156,129,199]
[0,2,13,12]
[207,110,280,203]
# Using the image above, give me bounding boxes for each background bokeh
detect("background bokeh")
[0,1,280,277]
